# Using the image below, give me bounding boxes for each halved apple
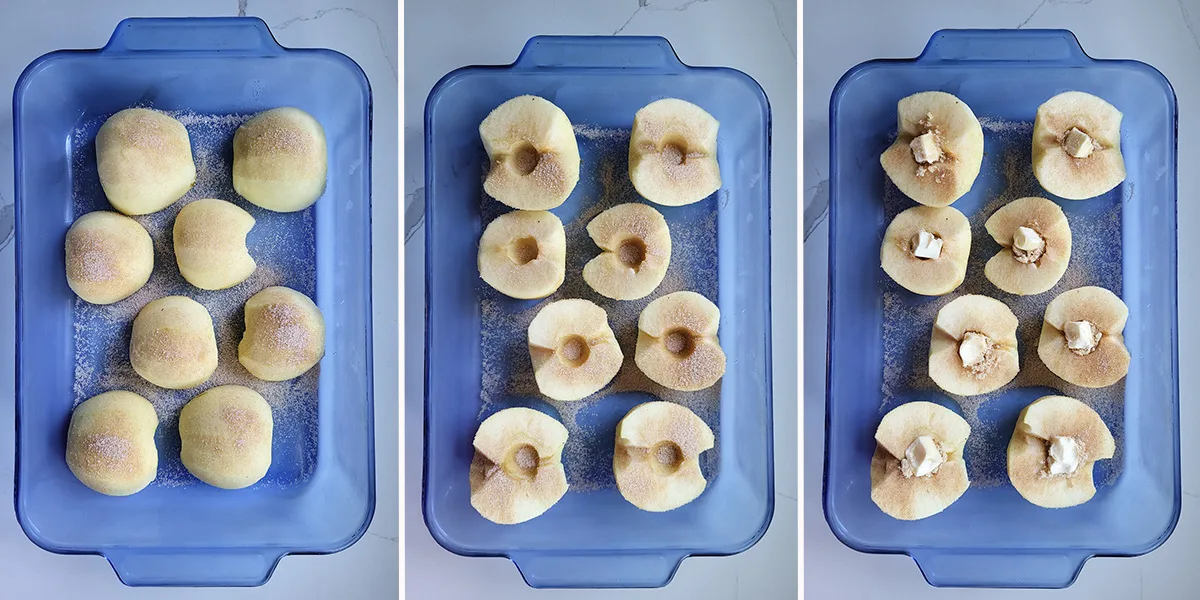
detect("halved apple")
[629,99,721,206]
[480,95,580,210]
[880,91,984,207]
[1032,91,1126,200]
[634,291,725,391]
[478,210,566,299]
[871,401,971,520]
[880,205,970,296]
[1008,395,1115,508]
[614,401,714,512]
[173,198,256,290]
[929,295,1020,396]
[469,407,569,524]
[528,299,623,401]
[983,196,1071,296]
[1037,286,1130,388]
[582,203,671,300]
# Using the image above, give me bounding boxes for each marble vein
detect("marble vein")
[404,186,425,244]
[1181,0,1200,54]
[765,0,796,58]
[1019,0,1096,28]
[367,531,399,544]
[0,199,11,249]
[612,7,642,35]
[1017,0,1047,29]
[614,0,723,34]
[803,178,829,242]
[276,7,397,79]
[644,0,716,12]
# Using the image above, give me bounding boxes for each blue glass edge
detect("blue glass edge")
[513,34,680,67]
[103,16,279,50]
[108,556,286,589]
[916,28,1086,61]
[10,22,378,586]
[820,31,1182,579]
[420,36,776,578]
[912,557,1089,591]
[517,562,686,590]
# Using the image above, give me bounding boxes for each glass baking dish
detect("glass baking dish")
[422,36,774,589]
[13,17,374,587]
[824,29,1179,589]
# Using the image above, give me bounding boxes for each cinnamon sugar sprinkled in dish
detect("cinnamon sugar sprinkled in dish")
[478,124,721,492]
[881,118,1124,488]
[71,108,319,488]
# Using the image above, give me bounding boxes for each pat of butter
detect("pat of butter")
[904,435,943,478]
[1064,320,1097,351]
[958,332,990,368]
[912,230,943,259]
[1013,226,1044,253]
[1048,435,1080,475]
[1064,127,1095,158]
[910,132,942,164]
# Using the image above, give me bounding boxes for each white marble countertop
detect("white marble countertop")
[805,1,1200,598]
[403,0,797,598]
[0,1,397,597]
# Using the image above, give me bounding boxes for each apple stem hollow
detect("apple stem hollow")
[664,328,696,359]
[558,334,590,367]
[503,444,540,480]
[661,136,689,166]
[510,143,541,175]
[508,236,539,265]
[618,237,647,270]
[650,441,684,474]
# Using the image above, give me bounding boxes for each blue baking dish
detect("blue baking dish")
[824,30,1178,588]
[423,36,773,588]
[13,18,374,587]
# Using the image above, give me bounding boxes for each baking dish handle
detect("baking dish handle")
[510,551,686,588]
[101,17,285,55]
[911,549,1091,588]
[105,549,284,587]
[511,35,687,71]
[917,29,1090,64]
